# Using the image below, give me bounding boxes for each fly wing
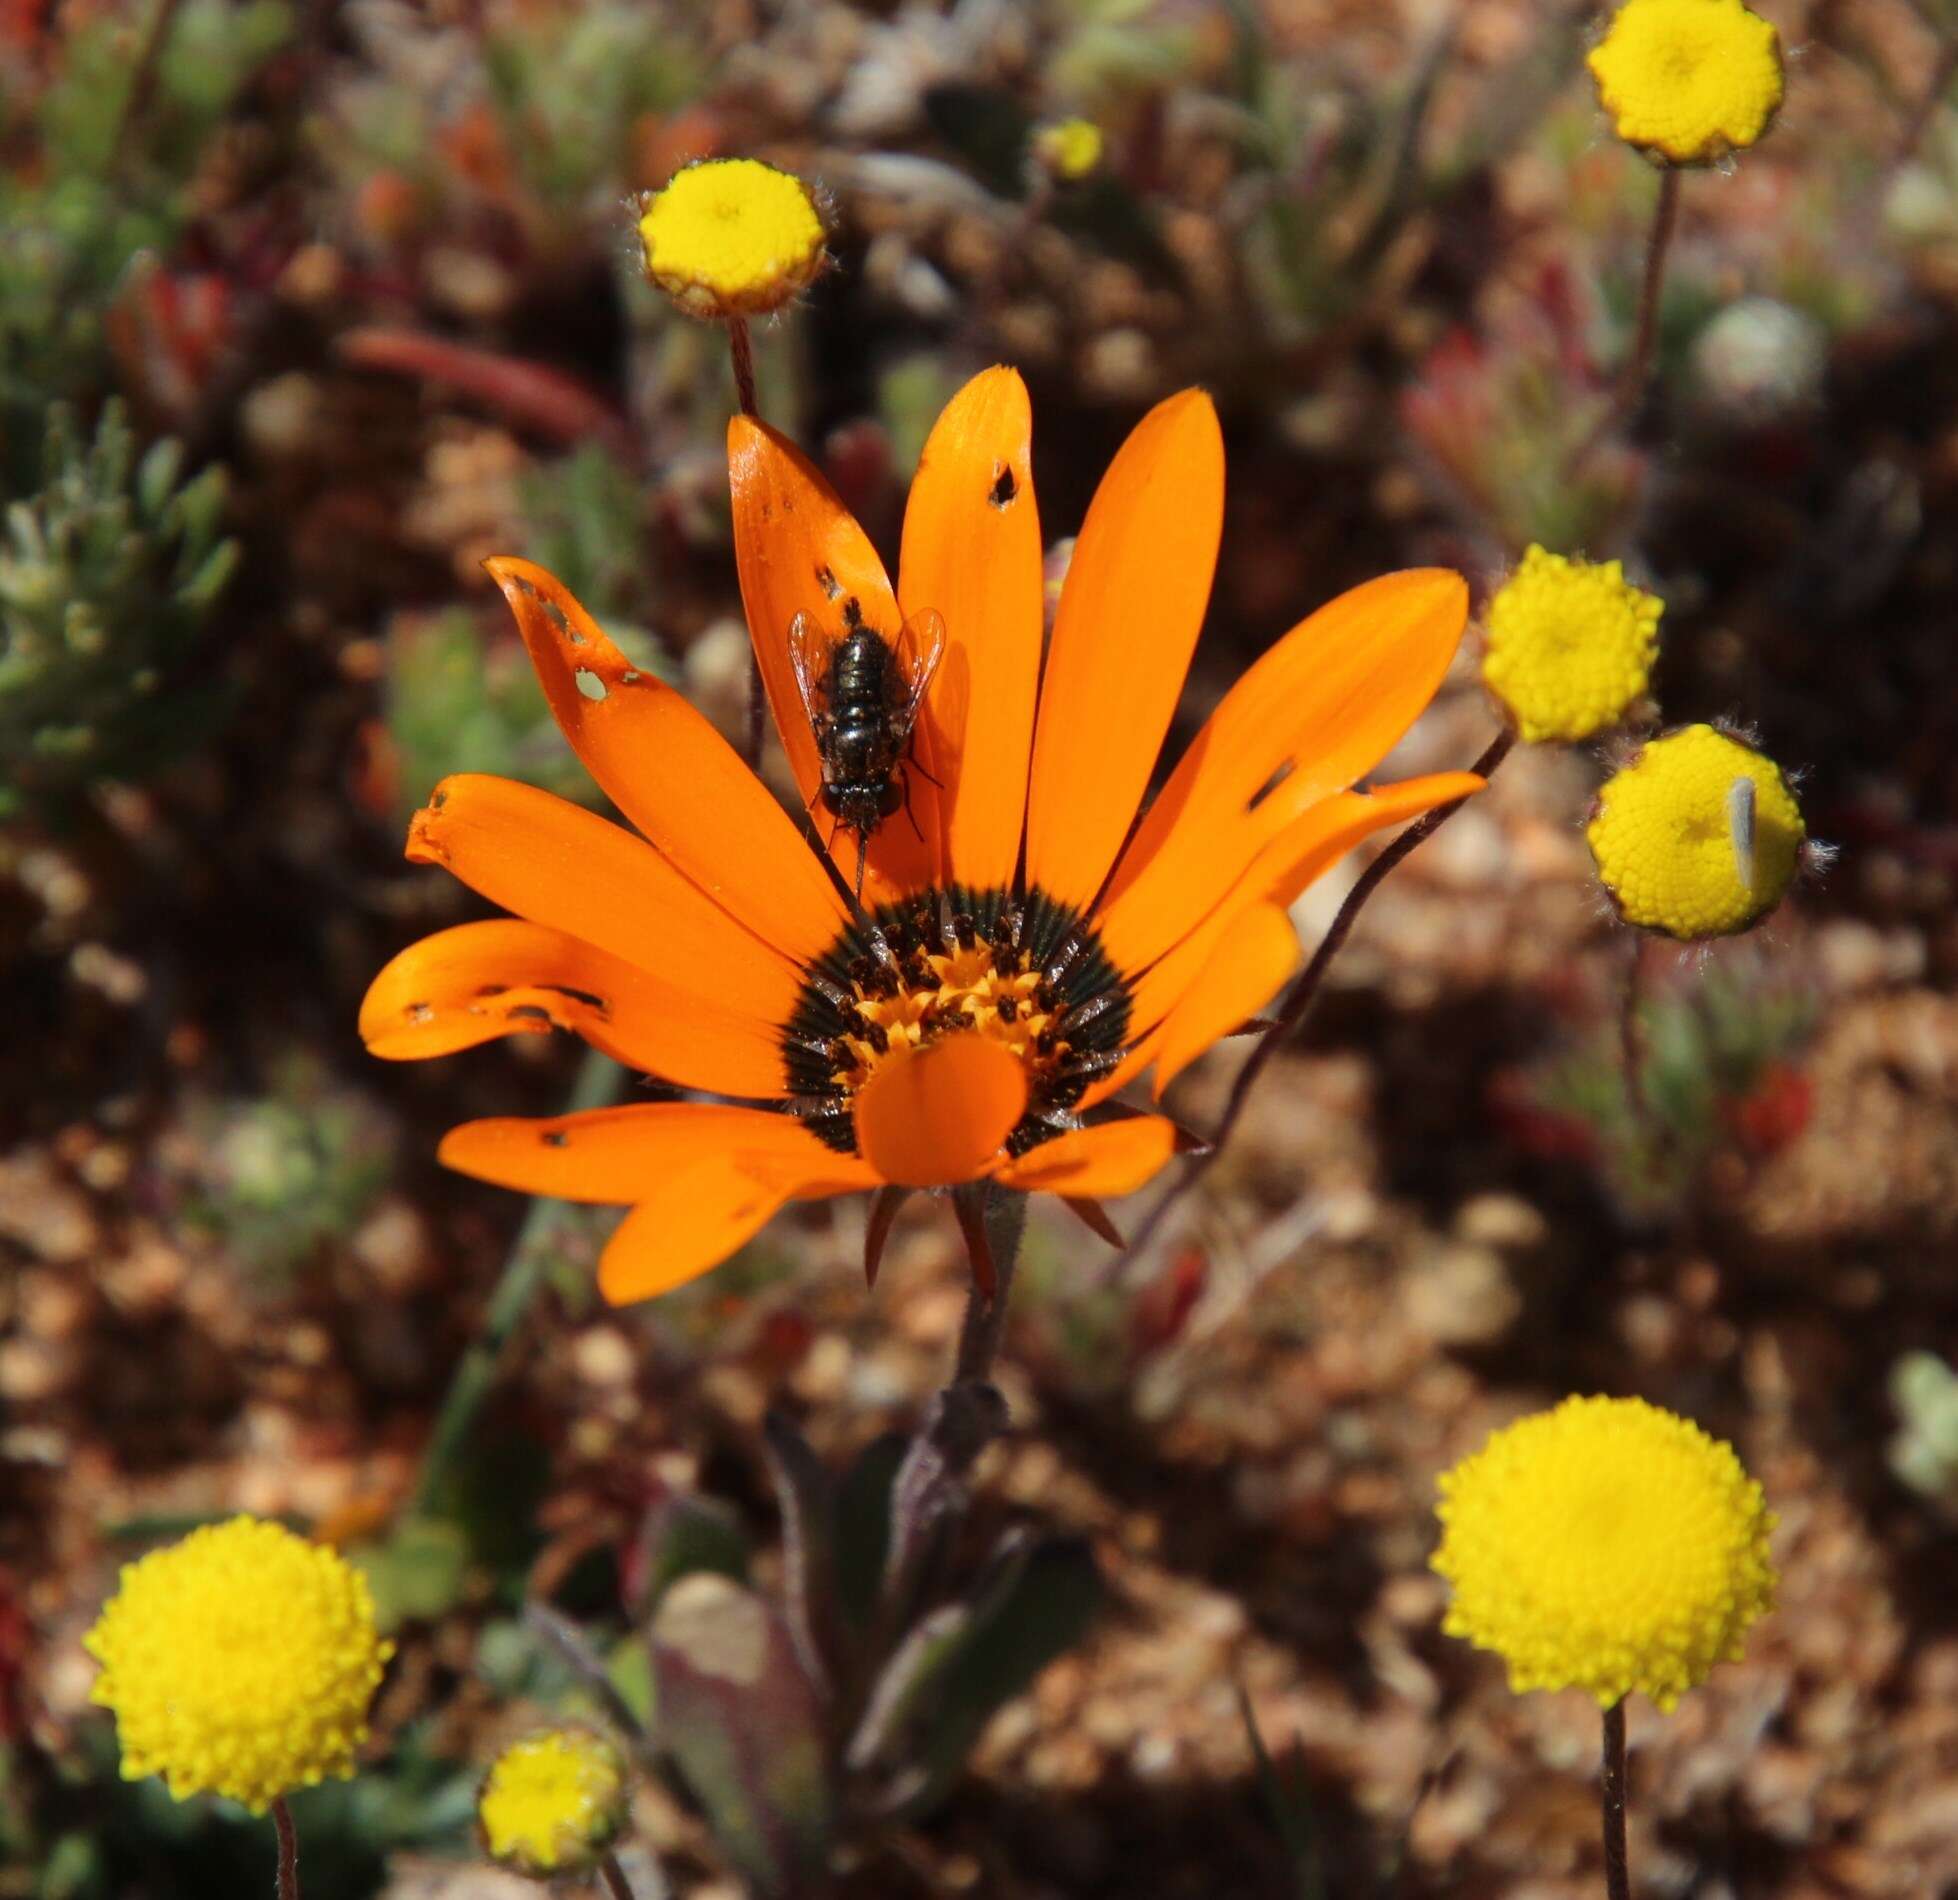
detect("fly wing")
[787,612,836,738]
[888,608,945,743]
[1728,774,1757,895]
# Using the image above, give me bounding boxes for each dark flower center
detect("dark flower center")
[782,885,1132,1159]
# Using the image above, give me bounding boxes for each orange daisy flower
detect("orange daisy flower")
[361,369,1481,1304]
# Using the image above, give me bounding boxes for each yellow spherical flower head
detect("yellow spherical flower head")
[1433,1396,1775,1711]
[85,1516,392,1812]
[638,158,828,321]
[479,1727,629,1876]
[1588,0,1785,166]
[1588,722,1803,939]
[1481,546,1663,743]
[1033,118,1105,181]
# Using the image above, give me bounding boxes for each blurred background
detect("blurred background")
[6,0,1958,1892]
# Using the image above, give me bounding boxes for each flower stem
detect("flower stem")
[410,1046,624,1519]
[1573,168,1681,470]
[271,1797,301,1900]
[723,314,768,768]
[875,1187,1026,1632]
[599,1852,652,1900]
[726,316,760,419]
[1114,731,1513,1272]
[1896,37,1958,166]
[1601,1700,1632,1900]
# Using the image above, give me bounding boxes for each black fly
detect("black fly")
[789,597,944,903]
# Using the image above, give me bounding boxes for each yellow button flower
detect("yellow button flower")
[85,1516,392,1812]
[1433,1395,1776,1711]
[638,158,828,320]
[1588,0,1785,166]
[479,1726,629,1876]
[1033,118,1105,181]
[1588,722,1803,939]
[1481,546,1662,743]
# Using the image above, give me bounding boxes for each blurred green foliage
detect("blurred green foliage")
[323,0,704,252]
[1526,960,1817,1217]
[0,402,236,815]
[180,1056,393,1279]
[0,0,289,468]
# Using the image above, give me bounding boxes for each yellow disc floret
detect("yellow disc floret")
[638,158,828,320]
[1433,1395,1776,1711]
[1482,546,1663,743]
[1588,722,1803,939]
[1033,118,1105,181]
[479,1727,629,1876]
[85,1516,392,1812]
[1588,0,1785,166]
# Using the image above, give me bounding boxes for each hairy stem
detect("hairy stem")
[874,1187,1026,1634]
[271,1798,301,1900]
[1116,731,1513,1272]
[411,1047,624,1517]
[1601,1700,1632,1900]
[1572,168,1681,470]
[727,316,760,419]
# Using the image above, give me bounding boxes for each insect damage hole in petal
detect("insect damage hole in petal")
[1024,387,1225,912]
[727,419,938,904]
[360,918,788,1096]
[898,366,1043,893]
[853,1035,1029,1189]
[438,1101,847,1202]
[484,558,847,965]
[1096,569,1471,973]
[406,773,805,1030]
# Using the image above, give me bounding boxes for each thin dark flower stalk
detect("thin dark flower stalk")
[1572,169,1681,470]
[410,1047,624,1518]
[727,316,760,419]
[111,0,187,172]
[1601,1700,1632,1900]
[1619,933,1656,1144]
[1114,730,1514,1274]
[1618,167,1682,416]
[1895,37,1958,166]
[272,1797,302,1900]
[724,315,767,765]
[599,1853,652,1900]
[872,1187,1026,1642]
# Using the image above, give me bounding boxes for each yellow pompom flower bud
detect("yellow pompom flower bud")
[638,158,828,321]
[1588,0,1785,167]
[1433,1395,1776,1711]
[479,1726,630,1877]
[1588,722,1803,939]
[1481,546,1662,743]
[1033,118,1105,181]
[85,1516,392,1812]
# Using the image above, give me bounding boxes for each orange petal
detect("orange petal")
[407,773,803,1029]
[1123,771,1486,1044]
[897,367,1043,892]
[1096,570,1470,973]
[359,919,787,1096]
[1023,389,1224,912]
[484,558,846,964]
[596,1145,871,1305]
[994,1117,1179,1196]
[853,1035,1029,1188]
[728,418,936,903]
[1149,902,1299,1097]
[438,1101,863,1202]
